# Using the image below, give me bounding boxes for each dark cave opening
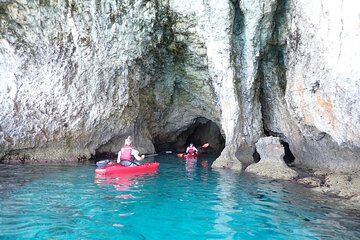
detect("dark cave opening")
[91,117,225,162]
[154,117,225,155]
[281,141,295,164]
[90,151,116,161]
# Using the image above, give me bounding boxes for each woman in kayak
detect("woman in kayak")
[185,143,198,154]
[117,136,145,166]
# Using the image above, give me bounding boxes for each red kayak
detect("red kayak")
[177,153,199,158]
[95,162,160,176]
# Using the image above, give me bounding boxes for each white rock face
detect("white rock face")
[0,0,158,160]
[0,0,359,171]
[281,0,360,171]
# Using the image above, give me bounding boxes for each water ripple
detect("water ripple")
[1,158,360,239]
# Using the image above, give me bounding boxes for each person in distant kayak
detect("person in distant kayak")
[185,143,198,154]
[117,136,145,166]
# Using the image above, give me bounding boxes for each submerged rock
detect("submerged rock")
[313,173,360,200]
[297,177,322,188]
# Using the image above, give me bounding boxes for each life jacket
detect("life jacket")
[188,146,195,153]
[120,144,132,160]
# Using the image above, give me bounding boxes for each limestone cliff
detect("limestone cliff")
[0,0,359,171]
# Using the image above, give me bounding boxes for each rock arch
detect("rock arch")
[154,117,225,154]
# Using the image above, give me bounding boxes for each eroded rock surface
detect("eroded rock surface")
[245,137,298,180]
[0,1,359,172]
[313,173,360,201]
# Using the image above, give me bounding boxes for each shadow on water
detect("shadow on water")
[0,164,74,199]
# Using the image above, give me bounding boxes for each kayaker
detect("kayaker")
[185,143,198,154]
[117,136,145,166]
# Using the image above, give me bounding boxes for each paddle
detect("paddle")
[199,143,209,149]
[145,151,173,158]
[177,143,209,158]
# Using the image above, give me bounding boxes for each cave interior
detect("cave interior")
[154,117,225,155]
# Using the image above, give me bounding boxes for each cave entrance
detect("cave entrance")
[154,117,225,155]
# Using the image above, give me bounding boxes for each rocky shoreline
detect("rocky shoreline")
[296,167,360,204]
[212,136,360,206]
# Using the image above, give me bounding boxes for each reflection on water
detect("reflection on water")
[201,160,209,169]
[184,158,209,179]
[210,169,238,239]
[185,158,197,175]
[94,172,158,199]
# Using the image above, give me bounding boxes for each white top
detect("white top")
[186,146,198,153]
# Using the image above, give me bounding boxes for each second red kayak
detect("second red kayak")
[177,153,199,158]
[95,162,160,176]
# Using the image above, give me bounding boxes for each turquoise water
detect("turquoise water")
[1,155,360,239]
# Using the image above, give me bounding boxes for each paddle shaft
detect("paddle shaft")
[145,154,159,158]
[145,151,172,158]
